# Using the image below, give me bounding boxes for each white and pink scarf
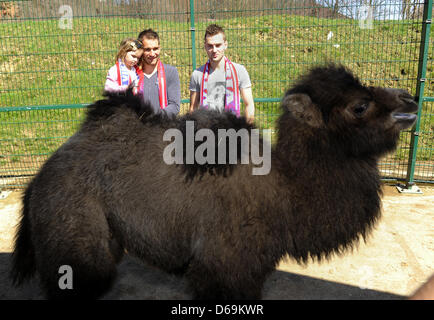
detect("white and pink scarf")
[200,57,240,116]
[116,59,135,86]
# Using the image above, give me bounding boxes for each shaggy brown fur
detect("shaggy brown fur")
[11,65,418,299]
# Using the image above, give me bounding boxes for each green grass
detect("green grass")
[0,14,433,183]
[1,15,432,106]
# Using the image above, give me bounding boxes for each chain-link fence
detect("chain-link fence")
[0,0,432,188]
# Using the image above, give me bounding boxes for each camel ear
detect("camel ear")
[282,93,323,128]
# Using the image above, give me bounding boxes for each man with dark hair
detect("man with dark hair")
[136,28,181,116]
[189,24,255,123]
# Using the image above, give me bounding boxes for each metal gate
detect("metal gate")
[0,0,432,189]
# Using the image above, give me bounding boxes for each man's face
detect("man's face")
[204,33,227,63]
[141,38,160,66]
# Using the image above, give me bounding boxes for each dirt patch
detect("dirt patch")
[274,184,434,299]
[0,184,433,299]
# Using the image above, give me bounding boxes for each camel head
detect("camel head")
[279,65,418,158]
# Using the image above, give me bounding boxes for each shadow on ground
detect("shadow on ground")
[0,253,402,300]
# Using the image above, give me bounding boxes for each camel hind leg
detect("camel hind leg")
[31,195,124,299]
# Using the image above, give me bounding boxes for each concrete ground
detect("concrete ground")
[0,184,432,300]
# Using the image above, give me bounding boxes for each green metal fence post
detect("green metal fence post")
[404,0,432,189]
[190,0,197,71]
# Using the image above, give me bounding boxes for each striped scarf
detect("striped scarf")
[135,60,168,109]
[116,59,133,86]
[200,57,240,116]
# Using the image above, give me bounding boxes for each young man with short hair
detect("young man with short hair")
[189,24,255,123]
[137,29,181,116]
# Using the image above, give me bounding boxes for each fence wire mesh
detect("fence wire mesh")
[0,0,432,188]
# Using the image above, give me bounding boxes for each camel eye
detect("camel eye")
[353,103,368,117]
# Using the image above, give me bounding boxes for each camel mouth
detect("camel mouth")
[392,113,417,121]
[392,112,417,129]
[392,100,418,128]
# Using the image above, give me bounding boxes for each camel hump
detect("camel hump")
[86,88,156,123]
[177,109,257,180]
